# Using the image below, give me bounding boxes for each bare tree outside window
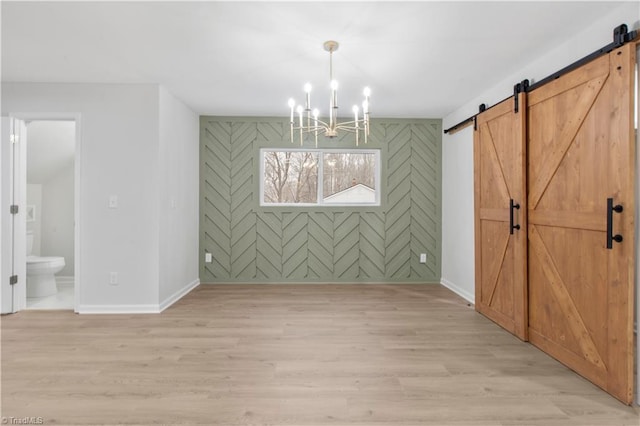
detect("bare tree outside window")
[261,149,379,206]
[263,151,318,203]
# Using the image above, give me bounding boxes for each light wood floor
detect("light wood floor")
[1,284,638,425]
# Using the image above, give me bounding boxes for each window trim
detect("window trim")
[259,148,381,207]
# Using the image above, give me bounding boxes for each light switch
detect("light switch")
[205,252,212,263]
[419,253,427,263]
[108,195,118,209]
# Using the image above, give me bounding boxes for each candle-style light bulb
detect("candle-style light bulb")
[288,98,296,143]
[288,98,295,122]
[353,105,360,146]
[304,83,312,110]
[313,109,319,148]
[297,105,303,125]
[362,92,370,145]
[297,105,304,146]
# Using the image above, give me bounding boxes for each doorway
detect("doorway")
[1,114,81,313]
[25,120,76,309]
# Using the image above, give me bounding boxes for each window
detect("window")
[260,149,380,206]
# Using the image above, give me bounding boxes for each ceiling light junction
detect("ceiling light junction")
[288,40,371,147]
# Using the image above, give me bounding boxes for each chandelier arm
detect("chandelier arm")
[315,118,330,128]
[331,126,359,134]
[291,118,330,131]
[335,119,367,128]
[288,40,370,143]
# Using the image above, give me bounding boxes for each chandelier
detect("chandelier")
[288,40,371,147]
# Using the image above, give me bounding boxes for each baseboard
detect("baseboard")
[77,304,161,314]
[159,278,200,312]
[56,276,74,286]
[199,281,442,285]
[440,278,474,304]
[77,279,200,314]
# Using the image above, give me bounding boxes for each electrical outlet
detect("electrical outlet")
[419,253,427,264]
[109,272,119,285]
[205,252,212,263]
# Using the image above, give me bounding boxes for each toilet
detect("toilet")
[26,231,65,298]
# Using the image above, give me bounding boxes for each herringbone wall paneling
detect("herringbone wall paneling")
[200,117,441,283]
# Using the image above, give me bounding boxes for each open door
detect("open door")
[1,117,27,314]
[527,43,636,404]
[474,95,528,340]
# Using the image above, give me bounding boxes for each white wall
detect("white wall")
[2,83,161,309]
[2,83,200,312]
[26,183,42,255]
[441,124,475,302]
[41,163,74,276]
[441,3,639,301]
[158,86,200,307]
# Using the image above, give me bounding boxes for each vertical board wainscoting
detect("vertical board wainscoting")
[200,117,442,283]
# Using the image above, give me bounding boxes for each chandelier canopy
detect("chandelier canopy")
[288,40,371,147]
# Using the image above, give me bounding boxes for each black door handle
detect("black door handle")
[510,199,520,235]
[606,198,623,249]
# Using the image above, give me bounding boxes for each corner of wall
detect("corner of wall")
[158,86,200,302]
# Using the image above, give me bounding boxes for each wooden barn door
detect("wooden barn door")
[526,43,636,404]
[474,95,528,340]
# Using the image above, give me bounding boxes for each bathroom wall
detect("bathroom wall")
[26,184,42,255]
[41,162,74,276]
[26,120,75,277]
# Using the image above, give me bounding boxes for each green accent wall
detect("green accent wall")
[200,116,442,283]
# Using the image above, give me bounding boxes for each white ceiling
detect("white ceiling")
[1,1,625,118]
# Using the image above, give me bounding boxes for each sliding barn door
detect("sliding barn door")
[474,96,527,340]
[527,44,635,404]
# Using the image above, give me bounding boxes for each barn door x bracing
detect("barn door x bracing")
[474,95,527,340]
[474,42,635,405]
[527,43,635,404]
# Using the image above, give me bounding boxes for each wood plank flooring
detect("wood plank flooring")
[1,284,638,425]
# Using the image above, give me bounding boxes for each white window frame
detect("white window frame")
[259,148,381,207]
